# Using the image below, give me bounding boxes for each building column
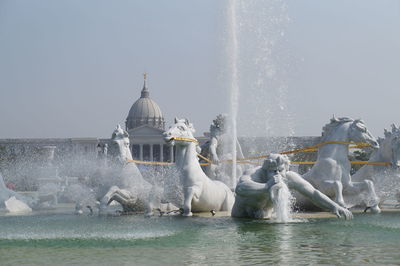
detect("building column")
[150,144,153,161]
[139,144,143,161]
[160,144,164,162]
[169,146,174,162]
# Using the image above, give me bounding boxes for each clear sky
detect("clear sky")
[0,0,399,138]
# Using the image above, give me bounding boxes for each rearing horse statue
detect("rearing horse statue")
[98,125,152,214]
[303,117,381,212]
[352,124,400,203]
[98,125,177,215]
[353,124,400,182]
[164,118,235,216]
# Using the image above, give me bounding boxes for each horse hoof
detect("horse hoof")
[182,212,193,217]
[144,212,154,217]
[371,205,381,214]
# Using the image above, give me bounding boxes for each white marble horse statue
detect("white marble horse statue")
[164,118,235,216]
[353,124,400,182]
[99,125,173,215]
[352,124,400,203]
[302,116,381,213]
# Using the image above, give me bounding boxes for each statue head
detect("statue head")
[210,114,226,137]
[348,119,379,148]
[164,117,196,146]
[108,124,133,163]
[261,154,290,180]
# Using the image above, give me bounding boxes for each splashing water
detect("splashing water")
[270,181,293,223]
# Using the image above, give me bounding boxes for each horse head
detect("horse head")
[164,118,196,146]
[381,124,400,167]
[348,119,379,148]
[108,125,133,163]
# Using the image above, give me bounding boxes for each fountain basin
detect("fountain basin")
[1,205,400,265]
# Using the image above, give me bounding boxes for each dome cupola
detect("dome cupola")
[125,74,165,131]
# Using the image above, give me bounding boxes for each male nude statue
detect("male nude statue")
[231,154,353,219]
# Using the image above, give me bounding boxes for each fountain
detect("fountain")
[1,1,400,265]
[232,153,352,221]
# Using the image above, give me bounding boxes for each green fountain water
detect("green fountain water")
[1,212,400,265]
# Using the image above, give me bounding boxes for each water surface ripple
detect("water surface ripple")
[1,213,400,265]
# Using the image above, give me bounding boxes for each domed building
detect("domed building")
[126,79,165,131]
[126,75,174,162]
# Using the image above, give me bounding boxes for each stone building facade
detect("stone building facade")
[124,76,174,162]
[0,76,320,167]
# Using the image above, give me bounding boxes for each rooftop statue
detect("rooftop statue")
[302,116,381,212]
[200,114,245,187]
[164,118,235,216]
[231,154,352,219]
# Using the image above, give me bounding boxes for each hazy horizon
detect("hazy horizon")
[1,0,399,139]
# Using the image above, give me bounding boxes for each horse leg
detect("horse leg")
[221,188,234,212]
[322,180,346,208]
[183,186,195,216]
[99,186,119,213]
[145,186,161,217]
[345,181,381,213]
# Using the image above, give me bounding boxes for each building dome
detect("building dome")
[125,77,165,131]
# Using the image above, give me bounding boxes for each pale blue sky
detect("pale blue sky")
[0,0,399,138]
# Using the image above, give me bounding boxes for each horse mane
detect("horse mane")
[321,117,354,139]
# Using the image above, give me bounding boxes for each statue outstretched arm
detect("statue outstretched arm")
[235,174,278,198]
[286,171,353,219]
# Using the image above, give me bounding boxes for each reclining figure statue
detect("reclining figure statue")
[231,154,353,220]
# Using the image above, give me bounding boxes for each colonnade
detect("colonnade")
[131,144,174,162]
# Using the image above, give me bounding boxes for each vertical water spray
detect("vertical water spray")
[230,0,292,139]
[227,0,239,188]
[225,0,294,221]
